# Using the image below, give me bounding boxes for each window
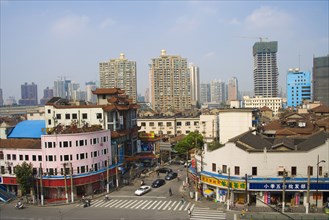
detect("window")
[65,114,70,119]
[0,166,4,174]
[252,167,257,176]
[56,114,61,119]
[309,166,313,176]
[48,119,51,125]
[82,113,88,119]
[141,122,146,127]
[212,163,216,172]
[166,122,171,127]
[79,140,84,146]
[185,122,190,126]
[235,166,240,175]
[12,154,16,161]
[72,113,77,119]
[63,141,69,148]
[81,166,86,173]
[64,155,69,161]
[176,122,182,126]
[94,151,97,157]
[158,122,163,126]
[194,121,199,126]
[96,113,102,119]
[47,109,51,114]
[222,165,227,174]
[149,122,154,127]
[291,166,297,176]
[48,142,53,148]
[25,155,29,161]
[19,155,23,161]
[319,166,323,176]
[38,155,42,161]
[80,153,85,160]
[6,154,11,160]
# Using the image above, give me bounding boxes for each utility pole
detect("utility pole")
[227,167,231,211]
[63,163,68,203]
[70,163,74,203]
[107,156,110,193]
[186,149,189,184]
[115,153,119,188]
[306,165,310,214]
[245,174,248,205]
[282,169,286,213]
[40,163,44,206]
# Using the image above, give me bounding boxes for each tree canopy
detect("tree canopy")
[14,161,33,195]
[174,131,203,155]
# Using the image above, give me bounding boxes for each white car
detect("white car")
[134,185,151,196]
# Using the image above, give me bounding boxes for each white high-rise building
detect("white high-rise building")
[189,63,200,106]
[200,82,210,104]
[149,50,191,112]
[99,53,137,103]
[85,81,97,104]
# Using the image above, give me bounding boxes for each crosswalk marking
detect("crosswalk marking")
[190,207,225,220]
[145,200,158,209]
[120,200,135,208]
[141,200,153,209]
[114,200,127,208]
[105,200,117,207]
[152,200,162,209]
[125,200,139,208]
[134,200,149,209]
[168,201,177,210]
[75,198,194,212]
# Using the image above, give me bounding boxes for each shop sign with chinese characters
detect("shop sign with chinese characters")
[250,182,329,191]
[201,175,246,190]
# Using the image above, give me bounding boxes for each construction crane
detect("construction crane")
[235,36,269,42]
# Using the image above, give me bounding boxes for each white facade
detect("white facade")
[218,110,253,144]
[197,132,329,207]
[243,96,283,115]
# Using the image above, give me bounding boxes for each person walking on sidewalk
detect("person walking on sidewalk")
[169,187,172,196]
[187,208,191,217]
[181,196,185,205]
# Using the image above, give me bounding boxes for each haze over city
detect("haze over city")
[0,1,328,101]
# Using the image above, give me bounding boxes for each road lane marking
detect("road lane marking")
[114,200,127,208]
[168,201,177,210]
[125,200,139,208]
[145,200,158,209]
[108,200,123,207]
[183,202,191,211]
[104,199,118,207]
[134,200,149,209]
[151,200,162,209]
[120,200,135,208]
[162,200,172,210]
[140,200,153,209]
[173,201,181,210]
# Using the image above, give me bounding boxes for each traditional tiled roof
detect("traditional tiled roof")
[311,105,329,113]
[260,106,272,111]
[0,139,41,149]
[229,130,328,152]
[92,88,125,95]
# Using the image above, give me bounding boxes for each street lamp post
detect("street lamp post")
[316,155,326,208]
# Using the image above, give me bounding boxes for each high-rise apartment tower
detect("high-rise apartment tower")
[19,82,38,106]
[253,41,278,97]
[228,77,239,102]
[189,63,200,106]
[149,50,191,112]
[313,55,329,106]
[99,53,137,103]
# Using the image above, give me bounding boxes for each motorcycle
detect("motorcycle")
[15,202,24,209]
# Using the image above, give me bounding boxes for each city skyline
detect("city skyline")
[1,1,328,101]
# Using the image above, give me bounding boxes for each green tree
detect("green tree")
[174,131,203,155]
[14,162,33,195]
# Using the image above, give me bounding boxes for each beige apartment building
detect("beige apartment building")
[149,50,191,112]
[99,53,137,103]
[243,96,284,116]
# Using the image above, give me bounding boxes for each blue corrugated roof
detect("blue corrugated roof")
[8,120,46,139]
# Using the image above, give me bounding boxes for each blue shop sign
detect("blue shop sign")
[250,182,329,191]
[0,176,2,184]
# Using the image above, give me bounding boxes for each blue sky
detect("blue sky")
[1,1,328,101]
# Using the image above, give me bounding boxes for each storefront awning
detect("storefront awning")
[204,189,214,196]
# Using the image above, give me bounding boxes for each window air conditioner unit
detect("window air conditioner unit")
[324,172,328,178]
[217,170,222,174]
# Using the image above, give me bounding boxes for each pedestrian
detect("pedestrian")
[157,171,160,177]
[181,197,184,205]
[169,187,172,196]
[187,208,191,217]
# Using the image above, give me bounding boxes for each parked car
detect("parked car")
[151,179,166,188]
[156,167,172,174]
[171,160,185,165]
[165,172,178,180]
[134,185,151,196]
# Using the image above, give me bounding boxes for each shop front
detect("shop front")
[249,181,329,208]
[200,174,246,203]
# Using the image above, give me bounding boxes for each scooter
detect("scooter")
[15,202,24,209]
